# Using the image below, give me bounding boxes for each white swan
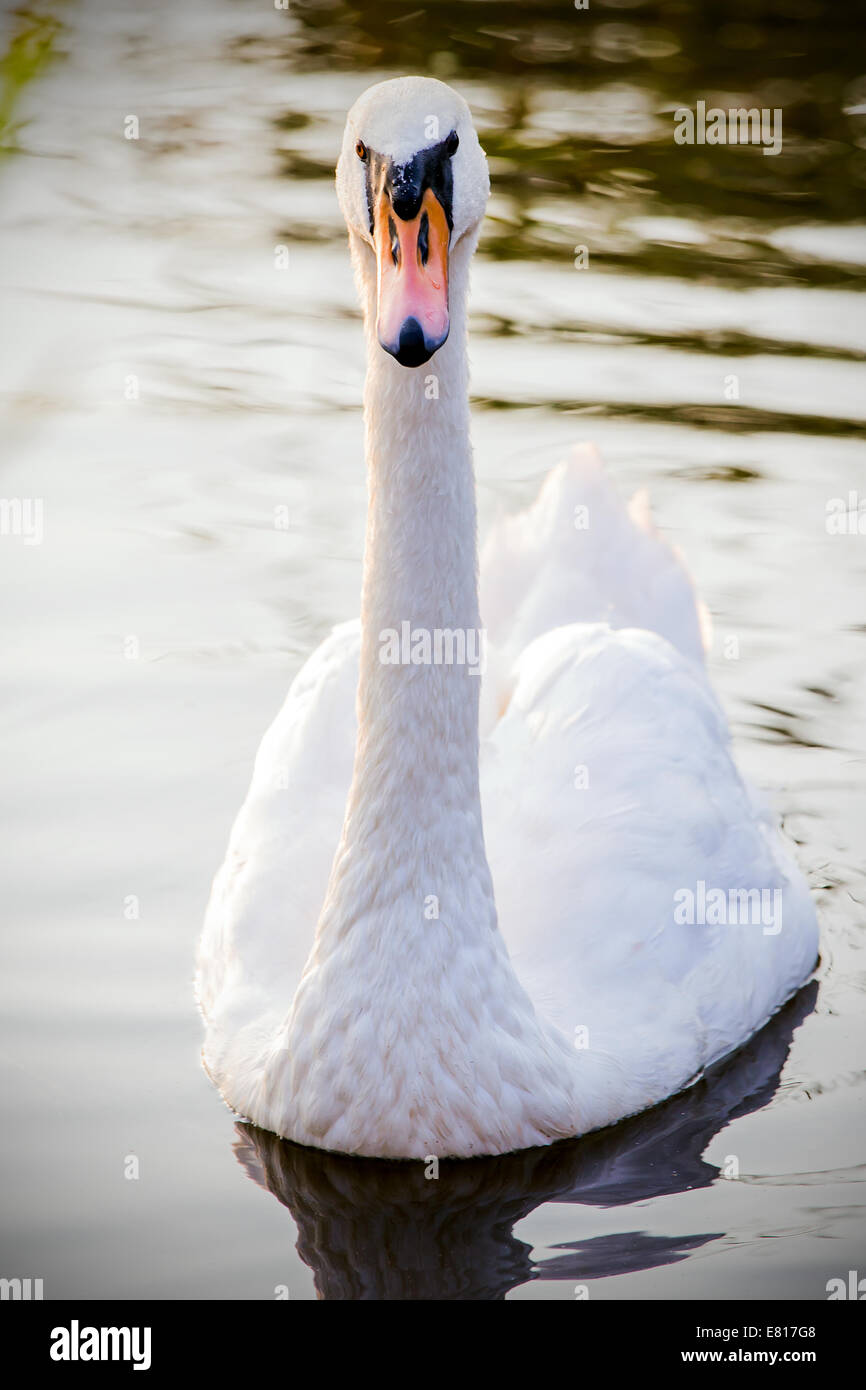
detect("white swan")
[197,76,818,1159]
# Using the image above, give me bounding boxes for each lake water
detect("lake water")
[1,0,864,1300]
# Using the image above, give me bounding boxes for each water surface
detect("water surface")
[1,0,864,1299]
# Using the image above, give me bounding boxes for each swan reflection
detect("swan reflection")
[233,982,816,1300]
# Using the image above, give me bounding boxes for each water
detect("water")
[1,0,864,1299]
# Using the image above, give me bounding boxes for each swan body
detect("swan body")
[197,78,818,1158]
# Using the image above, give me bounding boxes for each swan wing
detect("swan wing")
[481,621,818,1129]
[197,621,360,1079]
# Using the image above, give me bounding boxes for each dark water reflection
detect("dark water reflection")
[276,0,866,282]
[236,984,817,1300]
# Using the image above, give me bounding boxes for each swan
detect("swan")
[196,76,818,1160]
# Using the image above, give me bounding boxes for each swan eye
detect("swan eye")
[355,139,368,161]
[445,130,459,156]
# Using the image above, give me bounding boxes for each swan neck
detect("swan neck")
[322,235,493,923]
[361,246,478,760]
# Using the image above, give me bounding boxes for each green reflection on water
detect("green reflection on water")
[0,4,65,155]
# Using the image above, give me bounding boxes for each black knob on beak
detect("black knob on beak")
[381,317,448,368]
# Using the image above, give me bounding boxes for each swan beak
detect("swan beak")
[374,186,450,368]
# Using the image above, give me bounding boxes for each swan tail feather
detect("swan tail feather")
[481,443,706,660]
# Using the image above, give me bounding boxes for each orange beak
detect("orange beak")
[373,186,450,367]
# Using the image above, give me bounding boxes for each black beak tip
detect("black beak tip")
[380,317,447,368]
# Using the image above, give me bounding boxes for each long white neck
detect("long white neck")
[318,230,496,938]
[277,227,579,1158]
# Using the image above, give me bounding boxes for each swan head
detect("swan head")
[336,76,490,367]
